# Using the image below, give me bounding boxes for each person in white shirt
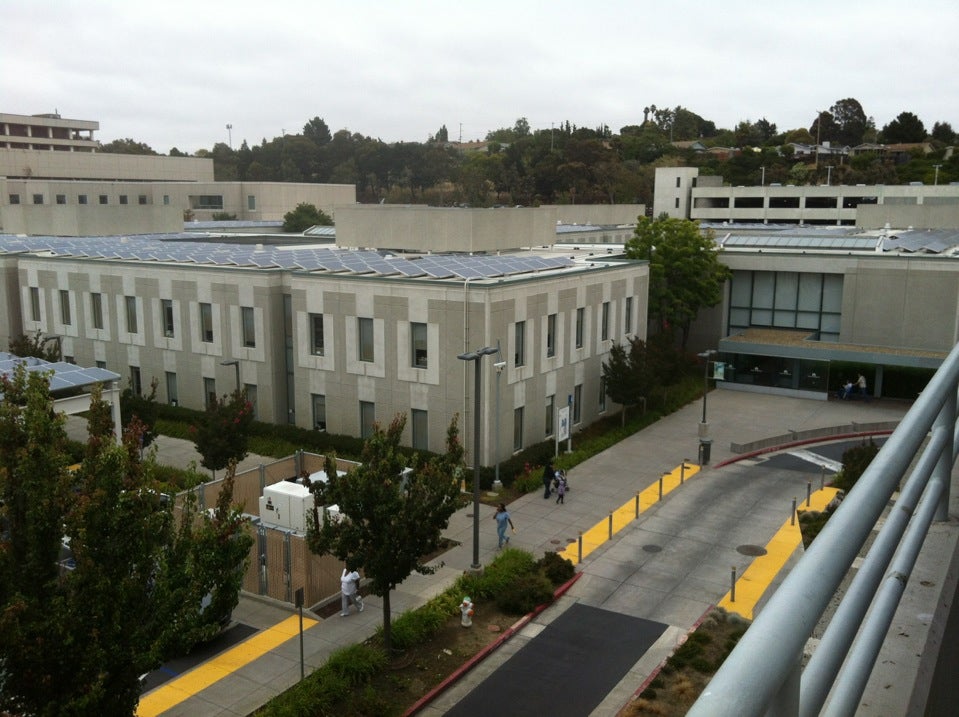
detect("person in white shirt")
[340,566,364,617]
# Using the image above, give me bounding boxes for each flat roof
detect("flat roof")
[0,351,120,393]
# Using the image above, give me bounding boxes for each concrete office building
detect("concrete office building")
[654,166,959,229]
[1,112,356,236]
[1,207,648,466]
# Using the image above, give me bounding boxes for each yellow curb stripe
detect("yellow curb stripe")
[137,615,318,717]
[558,462,701,565]
[718,487,841,620]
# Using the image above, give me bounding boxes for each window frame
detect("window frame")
[59,289,71,325]
[241,306,256,348]
[575,307,585,348]
[411,322,428,368]
[546,313,556,358]
[91,292,104,329]
[310,313,325,356]
[200,302,213,343]
[514,320,525,367]
[125,296,138,334]
[162,299,175,338]
[358,317,374,363]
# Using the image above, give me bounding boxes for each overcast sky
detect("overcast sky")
[5,0,958,154]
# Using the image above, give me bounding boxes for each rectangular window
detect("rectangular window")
[166,371,178,405]
[241,306,255,347]
[200,302,213,342]
[96,360,106,370]
[312,394,327,430]
[624,297,633,334]
[99,194,108,205]
[358,317,374,362]
[119,195,128,205]
[411,409,428,451]
[411,322,428,368]
[8,194,20,205]
[675,197,680,209]
[513,406,524,452]
[360,401,375,438]
[546,314,556,358]
[56,194,66,205]
[599,377,607,413]
[138,195,147,205]
[163,195,170,205]
[514,320,525,367]
[59,290,71,325]
[676,177,682,188]
[32,193,43,205]
[125,296,138,333]
[545,394,555,437]
[78,194,88,205]
[161,299,175,337]
[29,287,40,321]
[204,377,216,409]
[247,195,256,211]
[310,313,325,356]
[194,195,224,209]
[575,307,584,348]
[601,301,610,340]
[573,384,583,424]
[244,384,257,419]
[91,292,104,329]
[130,366,142,397]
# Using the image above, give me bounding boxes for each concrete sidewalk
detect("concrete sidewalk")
[125,389,915,716]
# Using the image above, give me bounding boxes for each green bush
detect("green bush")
[469,549,538,600]
[833,439,879,492]
[324,643,387,687]
[386,603,448,650]
[537,551,575,586]
[495,571,555,615]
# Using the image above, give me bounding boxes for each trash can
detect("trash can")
[698,438,713,465]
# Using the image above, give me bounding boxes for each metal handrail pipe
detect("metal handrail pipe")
[821,475,946,717]
[800,423,951,715]
[688,341,959,717]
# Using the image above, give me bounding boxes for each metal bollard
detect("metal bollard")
[658,475,664,501]
[577,531,583,563]
[608,511,613,540]
[821,464,827,491]
[680,461,687,484]
[730,566,737,602]
[791,497,797,525]
[806,481,812,507]
[635,491,640,518]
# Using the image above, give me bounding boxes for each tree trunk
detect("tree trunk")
[382,590,392,653]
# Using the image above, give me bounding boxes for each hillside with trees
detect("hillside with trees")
[103,100,958,207]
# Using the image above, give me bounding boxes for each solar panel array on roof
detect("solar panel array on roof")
[0,352,120,394]
[720,235,879,251]
[0,235,577,279]
[885,230,959,254]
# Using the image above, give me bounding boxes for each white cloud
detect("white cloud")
[4,0,958,152]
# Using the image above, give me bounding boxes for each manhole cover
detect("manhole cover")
[550,539,562,545]
[737,544,768,556]
[642,544,663,553]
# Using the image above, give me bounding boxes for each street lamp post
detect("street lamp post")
[698,349,717,427]
[826,165,834,186]
[493,345,506,491]
[226,123,233,150]
[458,345,498,571]
[933,164,942,186]
[221,359,240,395]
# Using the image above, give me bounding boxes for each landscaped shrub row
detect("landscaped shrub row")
[255,548,574,717]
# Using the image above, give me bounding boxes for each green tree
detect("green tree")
[303,116,332,146]
[8,330,61,360]
[98,137,159,155]
[931,121,955,144]
[624,216,731,350]
[121,375,160,449]
[307,414,463,652]
[190,392,254,477]
[282,202,334,232]
[880,111,927,143]
[602,337,651,425]
[0,371,251,715]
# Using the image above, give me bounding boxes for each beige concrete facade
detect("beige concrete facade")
[546,204,646,226]
[1,112,99,152]
[655,167,959,228]
[5,240,647,466]
[0,147,213,182]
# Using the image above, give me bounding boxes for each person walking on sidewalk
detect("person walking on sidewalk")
[542,460,555,499]
[494,503,514,548]
[555,471,567,504]
[340,565,364,616]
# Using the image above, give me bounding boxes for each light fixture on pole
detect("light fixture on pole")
[457,345,498,571]
[221,359,240,395]
[493,342,505,492]
[697,349,717,427]
[826,165,834,186]
[933,164,942,186]
[226,123,233,150]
